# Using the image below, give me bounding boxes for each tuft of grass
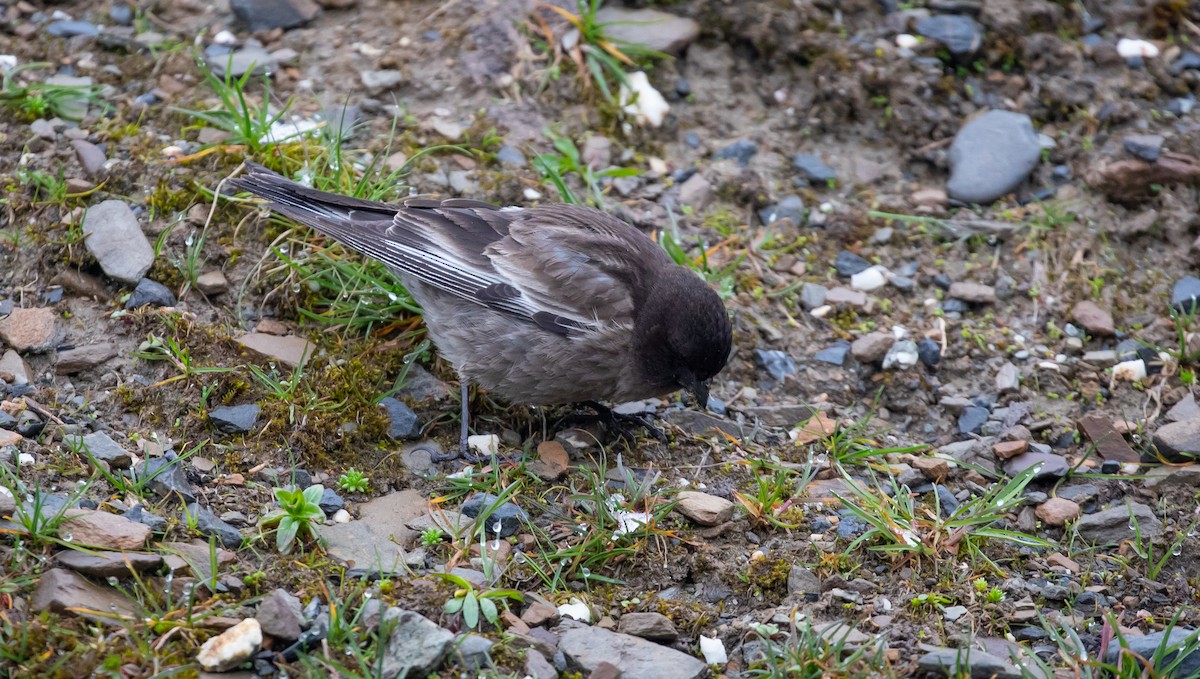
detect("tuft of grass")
[1,62,106,121]
[659,209,741,300]
[532,128,640,207]
[172,56,293,156]
[743,618,894,678]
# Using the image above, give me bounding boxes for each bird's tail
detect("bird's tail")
[229,162,396,239]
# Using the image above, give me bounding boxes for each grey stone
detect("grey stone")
[135,457,196,503]
[56,343,117,375]
[557,622,707,678]
[47,20,100,37]
[71,140,107,177]
[379,398,421,439]
[712,140,757,166]
[1154,419,1200,458]
[759,195,805,227]
[212,46,275,78]
[793,154,837,182]
[31,568,138,625]
[947,111,1042,204]
[995,363,1020,393]
[618,612,678,641]
[1171,276,1200,314]
[75,431,133,469]
[453,633,494,669]
[82,200,154,285]
[379,608,453,679]
[323,490,425,577]
[123,504,168,532]
[496,146,527,167]
[800,283,827,310]
[125,278,176,310]
[1002,452,1069,481]
[1104,628,1199,677]
[460,492,528,538]
[754,349,796,381]
[917,646,1021,679]
[361,70,404,94]
[256,588,305,641]
[1123,134,1164,162]
[958,407,989,435]
[1166,394,1200,422]
[209,404,260,435]
[916,14,983,56]
[814,342,849,366]
[184,503,243,549]
[230,0,321,32]
[678,173,711,209]
[1077,502,1162,543]
[834,250,872,276]
[54,549,163,577]
[787,563,820,595]
[318,488,344,515]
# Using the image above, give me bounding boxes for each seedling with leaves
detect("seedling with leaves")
[434,572,523,631]
[532,128,640,207]
[1,62,106,121]
[172,56,293,157]
[659,210,742,300]
[337,468,369,494]
[259,484,326,554]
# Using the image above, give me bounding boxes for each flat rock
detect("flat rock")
[135,456,197,503]
[379,397,421,439]
[0,349,31,384]
[75,431,133,468]
[1079,414,1140,462]
[1166,394,1200,422]
[1002,452,1069,480]
[125,278,176,309]
[674,491,734,526]
[82,200,154,285]
[209,404,260,435]
[236,332,314,368]
[1035,498,1081,526]
[1071,300,1115,335]
[256,588,305,641]
[60,509,152,550]
[851,331,894,363]
[196,271,229,295]
[361,69,404,94]
[323,490,425,576]
[917,646,1021,679]
[185,503,244,549]
[594,7,699,54]
[32,568,139,624]
[380,608,454,678]
[230,0,320,31]
[1154,419,1200,458]
[948,282,996,304]
[557,621,708,679]
[617,612,678,641]
[824,286,868,307]
[1077,502,1162,543]
[1104,628,1200,677]
[56,343,117,374]
[55,549,163,577]
[915,14,983,55]
[461,492,529,538]
[947,110,1041,204]
[527,440,569,481]
[0,307,62,353]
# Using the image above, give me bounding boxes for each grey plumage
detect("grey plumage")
[231,162,732,412]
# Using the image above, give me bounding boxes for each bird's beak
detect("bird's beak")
[685,376,710,409]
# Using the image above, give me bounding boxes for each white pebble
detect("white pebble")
[162,145,184,159]
[467,434,499,457]
[17,453,35,467]
[620,71,670,128]
[1117,38,1159,59]
[851,266,887,292]
[332,509,351,524]
[196,618,262,672]
[810,305,832,318]
[895,34,919,49]
[522,187,542,201]
[558,599,591,623]
[700,635,728,664]
[648,156,668,175]
[212,30,237,45]
[0,55,17,73]
[1112,359,1147,382]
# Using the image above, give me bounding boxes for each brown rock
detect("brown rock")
[50,269,109,300]
[674,491,734,526]
[56,343,117,374]
[236,332,314,368]
[0,429,21,447]
[948,282,996,304]
[1035,498,1081,526]
[911,187,948,207]
[1087,151,1200,204]
[31,568,138,624]
[0,307,62,352]
[912,456,950,482]
[1047,552,1080,573]
[850,331,895,363]
[0,349,32,384]
[521,602,559,627]
[992,440,1028,459]
[196,271,230,296]
[60,509,152,550]
[54,550,163,577]
[1071,300,1115,336]
[1078,413,1139,463]
[617,611,678,641]
[527,441,569,481]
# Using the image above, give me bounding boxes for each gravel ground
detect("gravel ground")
[1,0,1200,677]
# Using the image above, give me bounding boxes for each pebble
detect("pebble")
[850,266,887,291]
[674,491,734,526]
[230,0,321,32]
[800,283,827,310]
[71,140,107,177]
[948,281,997,304]
[209,404,261,435]
[712,139,757,166]
[793,154,837,183]
[813,342,850,366]
[196,271,229,295]
[918,647,1019,679]
[82,200,155,285]
[1170,276,1200,313]
[995,363,1020,393]
[55,549,162,577]
[678,173,712,209]
[958,406,989,435]
[1077,502,1162,543]
[197,618,262,672]
[123,504,168,532]
[946,110,1042,204]
[1112,359,1147,382]
[753,349,796,381]
[1035,498,1081,526]
[460,492,528,538]
[361,70,404,94]
[32,568,137,624]
[1153,418,1200,458]
[379,397,421,439]
[593,7,700,54]
[59,509,152,550]
[916,339,941,368]
[851,332,894,363]
[1116,38,1159,59]
[824,287,868,307]
[882,341,919,370]
[124,278,176,309]
[1003,452,1069,480]
[1123,134,1164,162]
[74,431,133,469]
[834,250,872,277]
[759,195,805,227]
[557,622,708,679]
[1070,300,1115,336]
[527,441,569,481]
[256,589,305,641]
[787,563,820,595]
[618,612,679,641]
[496,146,527,167]
[136,457,197,503]
[56,343,117,375]
[46,20,100,38]
[0,307,62,353]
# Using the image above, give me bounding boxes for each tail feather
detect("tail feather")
[231,162,396,221]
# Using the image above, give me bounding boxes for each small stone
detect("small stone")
[461,493,529,538]
[678,173,711,209]
[824,287,868,307]
[813,342,849,366]
[912,188,948,207]
[527,441,569,481]
[712,139,757,166]
[946,110,1041,204]
[209,404,260,435]
[759,195,805,227]
[236,333,313,368]
[917,647,1019,679]
[55,550,163,577]
[379,608,454,678]
[60,509,152,550]
[361,69,404,94]
[1166,394,1200,422]
[948,282,996,304]
[917,339,942,368]
[992,440,1028,459]
[1154,419,1200,458]
[71,139,107,177]
[800,283,827,310]
[995,363,1020,393]
[135,457,196,503]
[197,618,262,672]
[753,349,796,381]
[1123,134,1165,162]
[82,201,154,285]
[1003,452,1070,480]
[915,14,983,56]
[379,398,421,439]
[1171,276,1200,313]
[196,271,229,295]
[123,505,168,532]
[787,563,820,595]
[558,624,708,678]
[793,154,837,183]
[496,146,526,167]
[1112,359,1147,382]
[56,343,117,374]
[124,278,176,310]
[912,457,950,482]
[1077,502,1162,543]
[47,20,100,37]
[851,332,894,363]
[850,266,887,291]
[256,589,305,641]
[1078,414,1140,463]
[75,431,133,469]
[958,407,989,435]
[0,307,62,353]
[1036,498,1081,526]
[834,250,872,277]
[618,612,678,641]
[32,568,138,625]
[230,0,320,31]
[674,491,733,526]
[453,633,495,670]
[1071,300,1115,336]
[184,503,244,549]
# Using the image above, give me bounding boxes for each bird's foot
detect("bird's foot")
[561,401,667,444]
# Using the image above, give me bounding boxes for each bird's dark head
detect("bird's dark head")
[634,266,733,406]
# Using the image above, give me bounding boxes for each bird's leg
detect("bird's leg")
[562,401,667,443]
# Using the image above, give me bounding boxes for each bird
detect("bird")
[231,162,733,459]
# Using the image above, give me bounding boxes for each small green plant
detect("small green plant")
[1,62,106,121]
[434,572,523,630]
[132,334,234,388]
[259,484,326,554]
[337,468,369,493]
[743,619,893,678]
[735,457,811,529]
[1126,507,1196,579]
[420,527,444,547]
[172,56,293,155]
[659,210,742,300]
[909,592,953,611]
[532,128,640,207]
